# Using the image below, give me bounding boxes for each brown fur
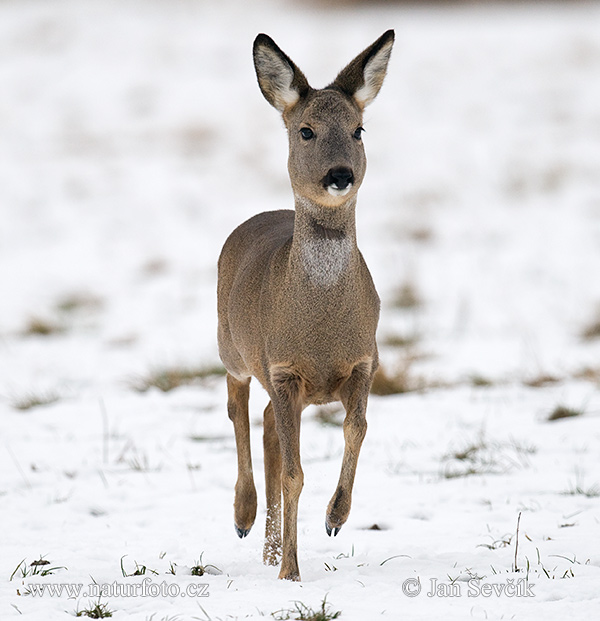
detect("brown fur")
[217,30,394,581]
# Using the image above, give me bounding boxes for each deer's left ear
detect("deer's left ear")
[330,30,394,110]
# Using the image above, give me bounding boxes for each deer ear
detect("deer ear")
[253,34,310,113]
[330,30,394,110]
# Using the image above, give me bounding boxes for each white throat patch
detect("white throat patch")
[301,236,351,287]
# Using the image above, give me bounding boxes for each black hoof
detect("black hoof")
[326,521,342,537]
[235,525,250,538]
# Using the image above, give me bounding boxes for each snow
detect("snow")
[1,0,600,619]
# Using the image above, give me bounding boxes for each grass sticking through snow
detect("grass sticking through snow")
[391,282,422,310]
[562,472,600,498]
[547,405,583,422]
[116,442,162,473]
[56,292,103,314]
[370,365,413,396]
[574,367,600,383]
[11,390,60,411]
[10,558,66,580]
[524,373,561,388]
[120,557,158,577]
[563,483,600,498]
[75,601,113,619]
[581,312,600,341]
[20,293,103,338]
[469,374,494,387]
[272,598,341,621]
[191,553,222,576]
[131,365,226,393]
[22,317,64,337]
[442,435,536,479]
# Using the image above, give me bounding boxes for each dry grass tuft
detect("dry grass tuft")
[381,333,420,348]
[582,315,600,341]
[21,292,103,338]
[272,597,341,621]
[391,282,422,310]
[56,292,103,314]
[131,364,227,393]
[442,435,536,479]
[547,405,583,422]
[370,365,413,396]
[524,373,561,388]
[573,367,600,383]
[75,601,113,618]
[562,471,600,498]
[22,317,64,337]
[11,391,61,411]
[469,374,494,388]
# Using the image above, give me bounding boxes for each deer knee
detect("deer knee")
[282,466,304,500]
[344,414,367,445]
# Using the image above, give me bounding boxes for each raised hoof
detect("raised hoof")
[235,524,251,538]
[325,521,342,537]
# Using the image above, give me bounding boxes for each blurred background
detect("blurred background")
[1,4,600,617]
[1,0,599,398]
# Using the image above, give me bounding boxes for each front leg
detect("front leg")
[325,360,372,536]
[226,373,257,537]
[270,366,304,581]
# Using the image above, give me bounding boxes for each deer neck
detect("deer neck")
[290,195,358,288]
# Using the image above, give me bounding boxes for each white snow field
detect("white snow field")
[1,0,600,619]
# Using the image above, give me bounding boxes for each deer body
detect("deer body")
[217,31,394,581]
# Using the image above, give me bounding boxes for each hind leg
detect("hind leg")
[263,401,282,565]
[227,373,257,537]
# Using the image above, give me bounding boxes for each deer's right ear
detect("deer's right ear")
[253,34,309,113]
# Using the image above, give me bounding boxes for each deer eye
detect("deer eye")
[353,127,364,140]
[300,127,314,140]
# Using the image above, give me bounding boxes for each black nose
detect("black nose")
[324,167,354,190]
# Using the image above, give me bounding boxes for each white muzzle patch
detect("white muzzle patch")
[327,185,352,198]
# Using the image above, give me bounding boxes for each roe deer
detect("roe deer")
[217,30,394,581]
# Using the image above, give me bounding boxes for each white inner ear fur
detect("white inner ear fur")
[255,47,300,112]
[354,40,393,108]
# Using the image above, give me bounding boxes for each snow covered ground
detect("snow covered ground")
[1,0,600,619]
